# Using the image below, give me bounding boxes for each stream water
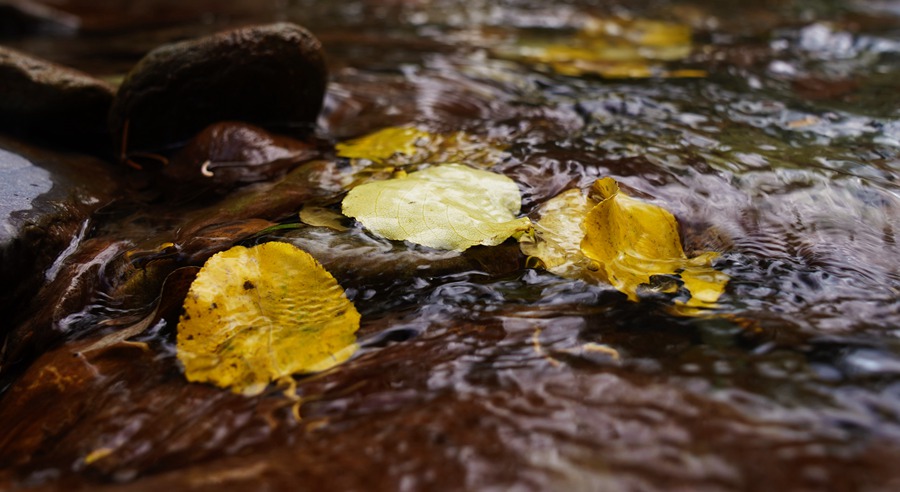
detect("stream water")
[2,0,900,490]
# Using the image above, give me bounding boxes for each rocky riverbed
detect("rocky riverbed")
[1,1,900,490]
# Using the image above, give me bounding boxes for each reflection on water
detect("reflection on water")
[1,0,900,490]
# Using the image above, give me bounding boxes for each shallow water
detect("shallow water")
[1,0,900,490]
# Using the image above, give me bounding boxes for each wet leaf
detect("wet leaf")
[521,178,728,308]
[299,205,350,231]
[495,17,703,78]
[519,188,597,279]
[342,163,532,251]
[335,125,507,171]
[177,242,360,396]
[582,178,727,307]
[167,122,318,187]
[335,125,429,163]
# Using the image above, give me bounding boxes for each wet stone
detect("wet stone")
[0,136,121,342]
[1,0,284,33]
[109,22,328,156]
[0,46,114,150]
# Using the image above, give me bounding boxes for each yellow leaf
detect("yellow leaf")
[496,17,699,79]
[582,178,727,307]
[299,205,350,232]
[519,188,599,280]
[342,163,532,251]
[335,125,508,173]
[177,242,360,396]
[521,178,728,309]
[335,125,430,163]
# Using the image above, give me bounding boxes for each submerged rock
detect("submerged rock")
[277,226,524,289]
[0,46,114,150]
[109,22,327,157]
[0,136,121,366]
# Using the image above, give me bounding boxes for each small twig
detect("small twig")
[531,327,561,367]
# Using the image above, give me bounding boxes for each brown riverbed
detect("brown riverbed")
[1,0,900,490]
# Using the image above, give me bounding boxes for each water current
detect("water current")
[1,0,899,490]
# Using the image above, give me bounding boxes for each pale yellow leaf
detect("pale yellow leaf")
[177,242,360,396]
[342,163,532,251]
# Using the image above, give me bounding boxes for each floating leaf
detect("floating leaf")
[493,17,703,79]
[342,163,532,251]
[521,178,728,308]
[581,178,727,307]
[177,242,360,395]
[519,188,597,279]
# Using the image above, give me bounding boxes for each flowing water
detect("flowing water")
[2,0,900,490]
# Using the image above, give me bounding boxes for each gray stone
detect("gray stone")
[0,46,114,149]
[109,22,327,156]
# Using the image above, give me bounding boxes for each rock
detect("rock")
[278,226,524,290]
[0,46,114,150]
[2,0,283,33]
[109,23,327,157]
[0,136,121,364]
[0,1,78,38]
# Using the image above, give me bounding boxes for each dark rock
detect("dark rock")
[0,46,114,150]
[3,0,283,33]
[109,22,327,157]
[0,1,78,38]
[0,136,121,366]
[278,226,524,290]
[792,76,859,101]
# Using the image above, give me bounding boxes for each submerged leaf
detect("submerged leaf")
[342,163,532,251]
[177,242,360,395]
[299,205,350,231]
[335,125,508,172]
[335,125,430,163]
[494,17,703,79]
[521,178,728,308]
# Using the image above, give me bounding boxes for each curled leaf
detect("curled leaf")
[519,188,597,279]
[581,178,727,307]
[342,163,532,251]
[177,241,360,396]
[521,178,728,308]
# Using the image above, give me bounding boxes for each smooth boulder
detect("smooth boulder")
[109,22,327,156]
[0,46,114,149]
